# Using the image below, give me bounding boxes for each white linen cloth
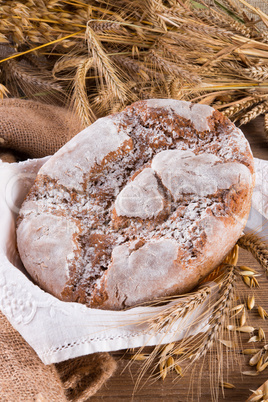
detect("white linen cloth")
[0,156,267,365]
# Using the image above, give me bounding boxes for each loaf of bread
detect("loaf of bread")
[16,99,254,310]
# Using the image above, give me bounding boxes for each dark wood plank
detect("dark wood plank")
[241,116,268,160]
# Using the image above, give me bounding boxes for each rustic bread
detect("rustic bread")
[16,99,254,310]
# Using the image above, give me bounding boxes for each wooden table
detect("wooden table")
[92,117,268,402]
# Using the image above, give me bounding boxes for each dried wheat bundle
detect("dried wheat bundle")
[1,0,268,131]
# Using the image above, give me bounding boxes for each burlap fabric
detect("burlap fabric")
[0,311,117,401]
[0,98,83,158]
[0,98,117,401]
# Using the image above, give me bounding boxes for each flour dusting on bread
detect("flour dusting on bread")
[16,99,255,310]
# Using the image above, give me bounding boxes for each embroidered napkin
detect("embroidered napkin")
[0,155,267,365]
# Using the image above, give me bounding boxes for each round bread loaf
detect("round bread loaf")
[16,99,254,310]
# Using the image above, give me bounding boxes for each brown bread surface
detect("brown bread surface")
[16,99,254,310]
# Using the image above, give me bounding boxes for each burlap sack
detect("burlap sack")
[0,98,83,158]
[0,98,117,401]
[0,310,67,402]
[0,311,117,402]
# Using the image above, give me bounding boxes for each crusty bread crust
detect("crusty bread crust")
[16,99,254,310]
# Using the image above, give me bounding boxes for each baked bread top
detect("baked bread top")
[16,99,254,310]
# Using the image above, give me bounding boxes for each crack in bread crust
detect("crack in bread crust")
[16,99,254,310]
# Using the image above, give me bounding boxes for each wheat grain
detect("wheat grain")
[240,309,247,327]
[231,304,245,314]
[249,350,263,366]
[219,339,234,348]
[236,326,255,333]
[174,364,183,376]
[258,306,268,320]
[243,276,252,287]
[160,364,167,380]
[247,390,264,401]
[130,354,149,361]
[247,295,255,310]
[220,381,235,389]
[256,356,263,372]
[239,270,256,277]
[166,356,174,368]
[258,328,266,341]
[239,265,257,273]
[258,361,268,372]
[160,343,175,357]
[243,349,261,354]
[252,277,260,287]
[242,370,260,376]
[248,335,260,343]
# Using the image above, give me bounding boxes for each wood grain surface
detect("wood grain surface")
[92,117,268,402]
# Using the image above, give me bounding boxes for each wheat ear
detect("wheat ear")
[239,101,268,125]
[146,286,212,333]
[6,59,62,93]
[148,49,199,83]
[53,56,89,79]
[86,23,128,102]
[222,98,258,120]
[191,265,237,363]
[243,66,268,81]
[72,57,97,128]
